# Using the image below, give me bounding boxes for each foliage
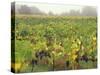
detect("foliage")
[12,15,97,72]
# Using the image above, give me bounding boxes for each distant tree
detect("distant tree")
[61,10,81,16]
[48,11,54,16]
[17,5,46,15]
[30,6,46,15]
[18,5,33,14]
[60,12,69,16]
[69,10,80,16]
[81,6,97,16]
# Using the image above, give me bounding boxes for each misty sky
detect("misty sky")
[16,2,84,14]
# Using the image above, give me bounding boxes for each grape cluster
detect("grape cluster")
[80,54,88,62]
[35,50,51,60]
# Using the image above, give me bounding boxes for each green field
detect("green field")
[11,15,97,73]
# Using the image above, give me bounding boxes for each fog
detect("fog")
[11,2,97,16]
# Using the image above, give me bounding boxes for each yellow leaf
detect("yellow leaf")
[72,55,77,60]
[93,36,96,41]
[11,63,22,72]
[77,39,81,45]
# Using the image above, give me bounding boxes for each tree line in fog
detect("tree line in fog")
[11,3,97,16]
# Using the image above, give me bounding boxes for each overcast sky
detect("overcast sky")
[16,2,84,14]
